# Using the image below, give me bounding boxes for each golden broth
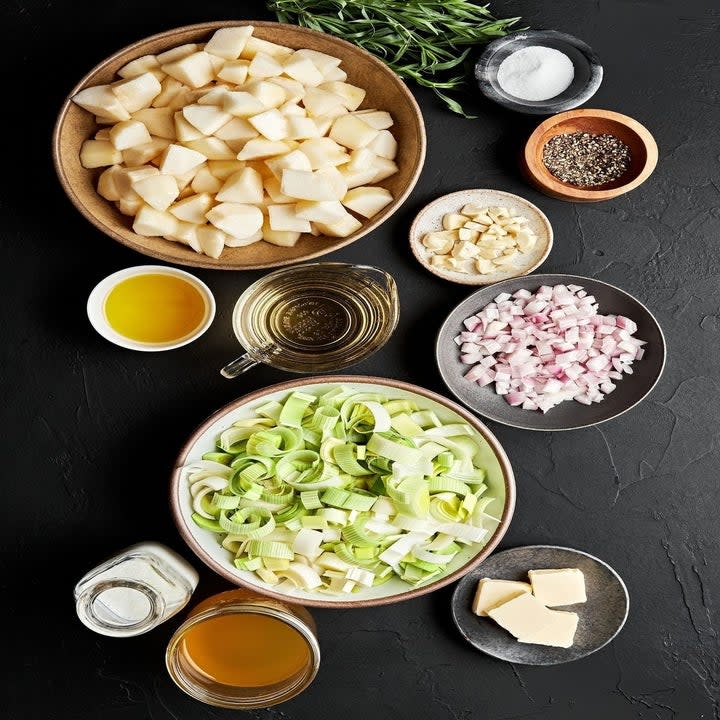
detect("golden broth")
[104,273,206,344]
[180,612,311,688]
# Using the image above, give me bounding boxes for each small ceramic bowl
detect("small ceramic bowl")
[436,273,666,431]
[523,109,658,202]
[87,264,215,351]
[475,30,603,115]
[409,189,553,286]
[451,545,629,665]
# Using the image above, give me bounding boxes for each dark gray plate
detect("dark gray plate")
[451,545,629,665]
[475,30,603,115]
[436,274,666,431]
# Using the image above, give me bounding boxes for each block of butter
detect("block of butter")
[472,578,532,616]
[528,568,587,607]
[487,592,554,639]
[519,609,579,648]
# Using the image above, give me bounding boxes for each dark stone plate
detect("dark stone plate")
[435,273,666,431]
[475,30,603,115]
[451,545,629,665]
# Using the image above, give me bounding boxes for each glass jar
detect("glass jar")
[165,589,320,709]
[74,542,199,637]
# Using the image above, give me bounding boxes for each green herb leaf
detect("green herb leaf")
[267,0,522,116]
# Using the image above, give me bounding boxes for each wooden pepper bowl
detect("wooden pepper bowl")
[522,109,658,202]
[52,21,426,270]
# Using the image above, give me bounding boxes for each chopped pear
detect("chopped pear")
[118,54,163,81]
[161,51,215,88]
[165,220,202,252]
[206,202,263,238]
[280,101,306,116]
[342,186,393,218]
[151,77,185,108]
[366,129,397,159]
[197,225,226,258]
[319,82,366,111]
[265,149,312,179]
[295,200,347,223]
[156,44,198,64]
[370,157,398,183]
[132,107,176,139]
[216,167,264,203]
[72,85,131,121]
[347,148,376,172]
[131,174,180,211]
[158,144,207,175]
[97,165,123,201]
[174,111,205,142]
[174,167,199,191]
[182,103,232,135]
[264,176,295,203]
[337,165,378,189]
[222,90,265,117]
[315,166,347,200]
[268,77,305,103]
[282,54,324,86]
[225,228,263,247]
[287,116,320,140]
[185,137,236,160]
[294,48,342,72]
[196,86,230,106]
[207,159,246,180]
[248,108,288,141]
[236,138,291,160]
[240,37,293,61]
[329,115,378,150]
[191,166,222,194]
[302,86,345,116]
[216,59,250,85]
[122,138,170,166]
[114,165,159,199]
[268,204,311,233]
[80,140,122,168]
[313,211,362,237]
[261,218,302,247]
[246,80,287,109]
[298,137,348,169]
[214,116,258,143]
[280,168,339,201]
[132,204,178,236]
[112,72,162,113]
[205,26,254,60]
[94,128,111,141]
[108,119,152,150]
[352,110,393,129]
[169,193,214,223]
[321,65,348,82]
[248,51,283,78]
[118,196,143,216]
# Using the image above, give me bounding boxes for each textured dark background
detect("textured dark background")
[3,0,718,718]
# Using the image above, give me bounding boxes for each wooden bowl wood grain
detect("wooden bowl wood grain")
[522,109,658,202]
[53,21,426,270]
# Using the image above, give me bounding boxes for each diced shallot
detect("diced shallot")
[454,284,647,413]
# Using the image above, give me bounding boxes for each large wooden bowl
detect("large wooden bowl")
[522,109,658,202]
[53,21,426,270]
[170,376,515,608]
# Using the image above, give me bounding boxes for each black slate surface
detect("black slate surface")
[3,0,719,718]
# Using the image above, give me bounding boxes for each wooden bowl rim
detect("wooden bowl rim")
[523,108,658,201]
[169,374,516,608]
[408,188,554,285]
[52,20,426,271]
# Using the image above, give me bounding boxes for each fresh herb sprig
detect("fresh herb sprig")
[268,0,521,117]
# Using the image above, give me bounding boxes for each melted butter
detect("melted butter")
[104,273,206,344]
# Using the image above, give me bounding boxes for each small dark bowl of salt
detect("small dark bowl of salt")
[475,30,603,115]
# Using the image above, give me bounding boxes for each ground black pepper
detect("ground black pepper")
[542,131,631,187]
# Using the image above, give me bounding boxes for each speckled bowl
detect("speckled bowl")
[451,545,629,665]
[409,189,553,286]
[475,30,603,115]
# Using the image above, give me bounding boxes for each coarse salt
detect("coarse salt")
[497,46,575,102]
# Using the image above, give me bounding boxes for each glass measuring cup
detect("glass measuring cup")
[221,262,399,377]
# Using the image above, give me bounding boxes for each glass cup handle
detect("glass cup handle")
[221,352,259,379]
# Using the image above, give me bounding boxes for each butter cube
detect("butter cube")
[519,609,579,648]
[528,568,587,607]
[472,578,532,617]
[487,592,554,639]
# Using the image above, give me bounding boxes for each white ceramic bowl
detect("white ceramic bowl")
[170,376,515,608]
[409,189,553,285]
[87,264,215,351]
